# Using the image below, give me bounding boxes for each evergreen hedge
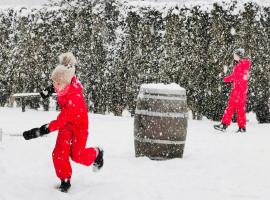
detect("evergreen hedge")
[0,0,269,123]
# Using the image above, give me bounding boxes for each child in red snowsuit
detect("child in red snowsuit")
[214,48,251,132]
[23,63,104,192]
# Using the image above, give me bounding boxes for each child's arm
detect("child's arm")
[223,73,234,82]
[223,65,238,83]
[23,103,74,140]
[23,124,50,140]
[47,106,73,132]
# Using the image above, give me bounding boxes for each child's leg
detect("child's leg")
[221,91,237,126]
[236,95,247,128]
[52,126,73,181]
[70,129,97,166]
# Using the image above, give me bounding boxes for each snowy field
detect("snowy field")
[0,107,269,200]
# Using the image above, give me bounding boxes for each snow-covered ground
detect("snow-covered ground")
[0,107,269,200]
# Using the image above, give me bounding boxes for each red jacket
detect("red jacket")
[223,59,251,94]
[48,76,88,132]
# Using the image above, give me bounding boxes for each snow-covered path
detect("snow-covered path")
[0,107,269,200]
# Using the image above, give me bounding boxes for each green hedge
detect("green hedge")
[0,0,269,122]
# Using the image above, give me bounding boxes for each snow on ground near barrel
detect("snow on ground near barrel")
[0,107,270,200]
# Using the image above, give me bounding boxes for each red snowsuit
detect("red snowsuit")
[221,59,251,128]
[48,76,97,181]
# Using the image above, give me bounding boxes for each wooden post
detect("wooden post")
[21,97,25,112]
[0,128,2,143]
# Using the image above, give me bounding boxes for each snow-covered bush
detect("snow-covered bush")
[0,0,269,122]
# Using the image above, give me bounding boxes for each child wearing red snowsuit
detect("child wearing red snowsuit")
[214,48,251,132]
[49,75,97,181]
[23,64,104,192]
[222,59,250,128]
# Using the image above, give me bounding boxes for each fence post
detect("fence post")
[0,128,2,143]
[21,97,25,112]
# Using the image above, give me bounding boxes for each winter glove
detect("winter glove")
[23,124,50,140]
[40,84,55,99]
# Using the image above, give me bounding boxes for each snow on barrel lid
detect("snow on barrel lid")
[139,83,186,96]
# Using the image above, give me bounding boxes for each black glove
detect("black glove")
[233,60,239,66]
[23,124,50,140]
[40,84,55,99]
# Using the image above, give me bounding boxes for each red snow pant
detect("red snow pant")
[221,89,247,128]
[52,125,97,180]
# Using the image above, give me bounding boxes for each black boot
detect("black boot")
[93,147,104,172]
[214,123,228,132]
[58,179,71,193]
[236,127,246,133]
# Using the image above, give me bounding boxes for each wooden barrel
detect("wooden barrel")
[134,83,188,160]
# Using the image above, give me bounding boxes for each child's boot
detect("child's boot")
[236,127,246,133]
[93,147,104,172]
[59,179,71,193]
[214,123,228,132]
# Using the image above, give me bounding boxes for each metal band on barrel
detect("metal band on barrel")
[139,94,186,101]
[135,109,188,118]
[135,136,185,145]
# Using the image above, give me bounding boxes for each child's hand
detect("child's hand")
[23,124,50,140]
[40,84,55,99]
[23,128,40,140]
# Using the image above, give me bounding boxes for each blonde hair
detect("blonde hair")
[51,65,75,84]
[58,52,77,66]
